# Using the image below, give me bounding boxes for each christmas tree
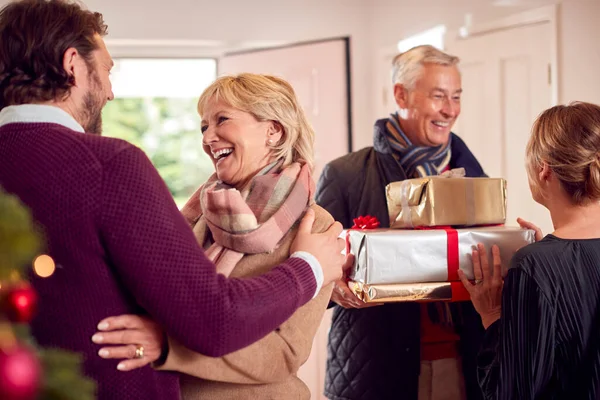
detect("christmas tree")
[0,188,95,400]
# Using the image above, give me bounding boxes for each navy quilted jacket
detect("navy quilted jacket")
[316,119,487,400]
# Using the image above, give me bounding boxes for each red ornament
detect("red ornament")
[351,215,381,230]
[3,285,37,323]
[0,345,41,400]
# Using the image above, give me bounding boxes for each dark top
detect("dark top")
[479,234,600,399]
[0,122,317,400]
[317,118,486,400]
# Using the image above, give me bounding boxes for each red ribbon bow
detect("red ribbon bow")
[351,215,380,230]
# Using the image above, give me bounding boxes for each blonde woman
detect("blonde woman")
[460,102,600,399]
[92,73,337,399]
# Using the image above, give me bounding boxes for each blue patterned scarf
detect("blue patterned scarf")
[385,112,456,325]
[384,112,452,178]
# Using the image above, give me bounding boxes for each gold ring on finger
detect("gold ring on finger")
[134,345,144,359]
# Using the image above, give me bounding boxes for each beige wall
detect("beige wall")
[365,0,600,143]
[362,1,538,149]
[3,0,597,148]
[558,0,600,105]
[82,0,375,155]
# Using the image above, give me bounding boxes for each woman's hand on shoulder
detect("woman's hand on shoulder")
[92,314,165,371]
[291,208,346,286]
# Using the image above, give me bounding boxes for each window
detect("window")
[103,58,217,206]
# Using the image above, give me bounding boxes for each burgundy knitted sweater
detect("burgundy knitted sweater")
[0,122,317,399]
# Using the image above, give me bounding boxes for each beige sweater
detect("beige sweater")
[157,204,334,400]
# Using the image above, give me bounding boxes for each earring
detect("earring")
[267,139,274,145]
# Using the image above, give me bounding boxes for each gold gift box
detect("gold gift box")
[349,281,470,303]
[386,174,507,228]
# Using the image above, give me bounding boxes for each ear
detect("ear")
[266,121,284,145]
[539,162,552,183]
[62,47,84,87]
[393,83,409,109]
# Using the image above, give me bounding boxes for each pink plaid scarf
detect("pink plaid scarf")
[181,160,315,276]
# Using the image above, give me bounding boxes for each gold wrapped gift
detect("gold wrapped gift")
[348,281,470,303]
[386,168,507,228]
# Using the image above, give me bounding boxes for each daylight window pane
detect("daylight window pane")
[111,59,217,97]
[103,58,217,207]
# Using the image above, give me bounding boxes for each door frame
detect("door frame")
[219,36,354,153]
[448,4,559,105]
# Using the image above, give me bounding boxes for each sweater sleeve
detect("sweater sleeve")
[98,146,317,357]
[156,209,335,384]
[477,266,556,399]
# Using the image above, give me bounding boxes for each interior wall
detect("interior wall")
[557,0,600,105]
[80,0,374,154]
[364,0,553,149]
[1,0,598,146]
[366,0,600,116]
[5,0,593,149]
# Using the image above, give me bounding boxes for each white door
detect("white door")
[446,20,555,236]
[219,39,351,400]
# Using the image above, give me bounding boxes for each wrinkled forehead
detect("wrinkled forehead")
[415,64,461,92]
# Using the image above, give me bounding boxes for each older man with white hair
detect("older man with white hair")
[316,45,486,400]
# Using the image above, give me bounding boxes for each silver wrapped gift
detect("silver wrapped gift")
[346,226,535,285]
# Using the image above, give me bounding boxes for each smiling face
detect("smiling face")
[394,63,461,147]
[200,97,283,188]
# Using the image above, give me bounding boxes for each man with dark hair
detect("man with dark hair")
[0,0,110,133]
[0,1,347,399]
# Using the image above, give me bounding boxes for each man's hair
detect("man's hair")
[391,45,459,89]
[0,0,108,109]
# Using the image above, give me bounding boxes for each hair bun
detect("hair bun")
[526,102,600,205]
[586,152,600,202]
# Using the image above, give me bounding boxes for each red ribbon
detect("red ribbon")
[450,282,470,302]
[416,225,459,282]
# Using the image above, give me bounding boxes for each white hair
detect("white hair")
[391,45,460,89]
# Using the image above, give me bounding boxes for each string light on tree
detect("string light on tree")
[33,255,55,278]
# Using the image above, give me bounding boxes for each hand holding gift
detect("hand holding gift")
[517,217,544,241]
[331,254,369,309]
[332,217,384,308]
[458,244,503,329]
[331,278,384,309]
